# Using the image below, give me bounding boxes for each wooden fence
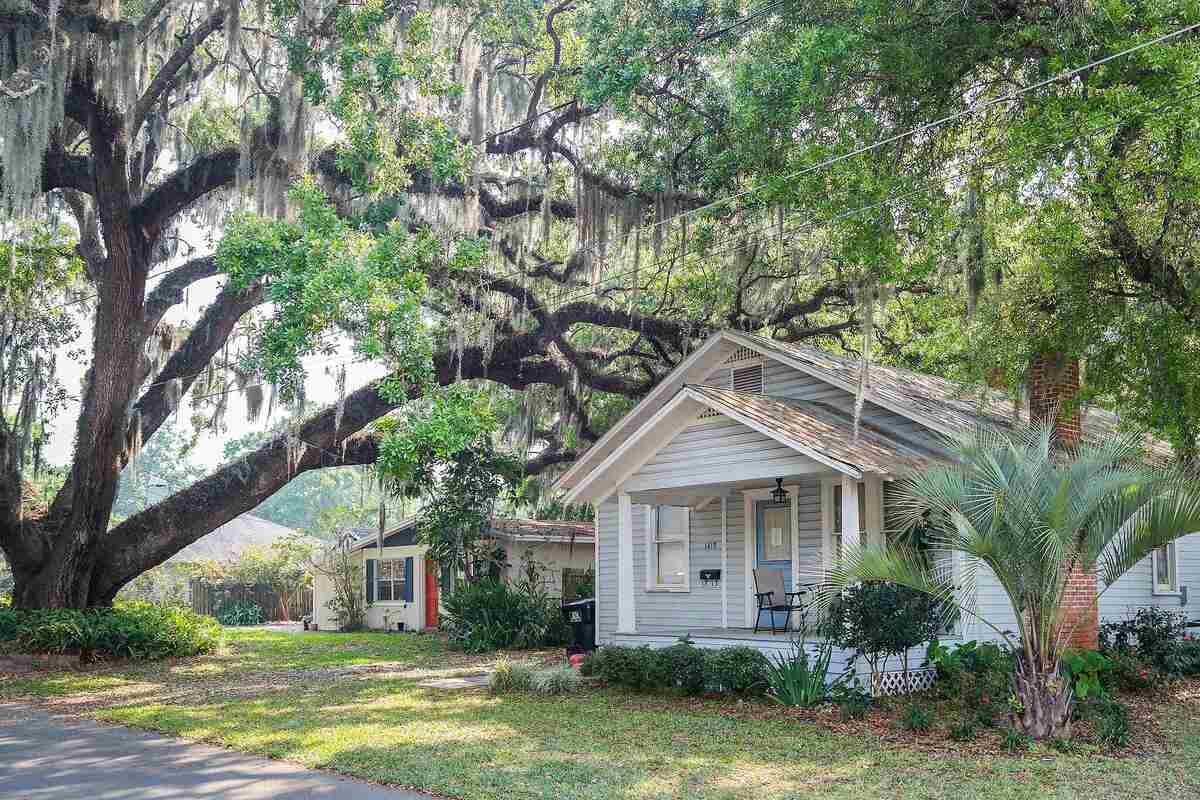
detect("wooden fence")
[190,579,313,622]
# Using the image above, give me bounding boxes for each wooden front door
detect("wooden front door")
[424,558,439,628]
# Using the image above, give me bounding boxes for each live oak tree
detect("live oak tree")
[0,0,876,609]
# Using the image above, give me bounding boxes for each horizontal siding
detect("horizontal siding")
[595,499,619,642]
[1100,531,1200,623]
[635,503,722,633]
[628,416,822,489]
[726,496,747,628]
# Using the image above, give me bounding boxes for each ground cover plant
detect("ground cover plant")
[1,628,1198,800]
[0,602,220,662]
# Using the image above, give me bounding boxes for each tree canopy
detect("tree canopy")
[1,0,1198,606]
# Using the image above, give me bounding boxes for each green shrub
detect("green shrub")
[926,639,1011,726]
[1105,651,1157,693]
[703,646,770,696]
[591,645,667,691]
[490,657,535,693]
[658,640,708,695]
[1077,696,1132,750]
[442,578,568,653]
[829,682,872,720]
[820,581,945,683]
[1164,637,1200,676]
[215,600,264,627]
[531,666,582,695]
[898,702,932,732]
[578,650,599,677]
[949,719,977,741]
[767,639,835,707]
[1100,608,1187,672]
[0,603,220,661]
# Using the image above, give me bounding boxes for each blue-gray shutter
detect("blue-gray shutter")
[365,558,376,603]
[403,557,414,602]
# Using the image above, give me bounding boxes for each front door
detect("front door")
[755,501,792,628]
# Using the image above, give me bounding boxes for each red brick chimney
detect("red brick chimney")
[1027,351,1098,651]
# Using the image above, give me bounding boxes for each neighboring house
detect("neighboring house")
[310,517,595,632]
[171,514,302,563]
[554,329,1193,678]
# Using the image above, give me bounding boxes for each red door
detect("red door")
[424,558,439,628]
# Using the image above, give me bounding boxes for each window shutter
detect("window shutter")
[365,558,376,603]
[403,557,414,602]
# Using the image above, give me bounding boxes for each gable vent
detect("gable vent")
[731,363,764,394]
[724,345,759,364]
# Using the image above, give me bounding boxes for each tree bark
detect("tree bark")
[1012,654,1073,740]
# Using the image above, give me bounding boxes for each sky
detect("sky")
[45,269,389,471]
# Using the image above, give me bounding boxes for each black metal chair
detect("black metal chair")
[752,568,811,634]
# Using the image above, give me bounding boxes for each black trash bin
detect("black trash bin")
[560,597,596,655]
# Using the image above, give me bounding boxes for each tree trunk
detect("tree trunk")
[8,529,104,610]
[1012,654,1073,739]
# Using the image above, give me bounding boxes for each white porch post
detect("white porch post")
[720,496,728,629]
[789,485,800,627]
[617,492,637,633]
[840,475,861,552]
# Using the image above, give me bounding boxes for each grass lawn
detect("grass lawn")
[3,628,1198,800]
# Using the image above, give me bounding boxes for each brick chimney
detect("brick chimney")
[1027,351,1098,650]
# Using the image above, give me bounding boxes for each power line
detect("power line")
[496,19,1200,302]
[535,73,1200,312]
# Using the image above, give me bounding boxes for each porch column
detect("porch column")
[617,492,637,633]
[720,496,728,629]
[840,475,862,552]
[790,485,800,627]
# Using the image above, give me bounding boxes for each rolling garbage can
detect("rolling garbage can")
[561,597,596,655]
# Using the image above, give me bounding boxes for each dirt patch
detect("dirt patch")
[0,653,82,673]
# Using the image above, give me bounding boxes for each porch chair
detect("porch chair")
[752,568,812,634]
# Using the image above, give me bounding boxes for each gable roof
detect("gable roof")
[170,514,304,563]
[348,517,593,552]
[555,329,1174,499]
[687,385,941,477]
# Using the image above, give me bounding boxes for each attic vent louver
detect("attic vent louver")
[724,345,759,364]
[731,363,764,394]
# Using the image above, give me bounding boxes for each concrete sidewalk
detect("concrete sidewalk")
[0,702,432,799]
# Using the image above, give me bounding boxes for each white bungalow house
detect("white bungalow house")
[554,330,1194,683]
[310,517,594,632]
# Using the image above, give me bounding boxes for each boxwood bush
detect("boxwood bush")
[0,602,221,661]
[588,641,771,697]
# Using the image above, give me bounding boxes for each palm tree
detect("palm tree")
[830,423,1200,739]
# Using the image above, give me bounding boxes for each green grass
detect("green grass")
[4,628,1199,800]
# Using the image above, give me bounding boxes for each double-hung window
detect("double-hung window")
[649,506,690,590]
[1152,543,1179,595]
[375,559,407,602]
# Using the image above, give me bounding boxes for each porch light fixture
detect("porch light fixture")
[770,478,788,504]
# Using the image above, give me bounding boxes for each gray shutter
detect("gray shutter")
[365,558,376,604]
[403,557,414,602]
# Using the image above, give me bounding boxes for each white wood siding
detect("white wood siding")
[596,499,620,642]
[1100,532,1200,623]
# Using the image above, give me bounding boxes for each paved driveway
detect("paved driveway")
[0,703,431,799]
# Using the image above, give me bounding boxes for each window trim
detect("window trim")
[646,505,691,592]
[1151,543,1180,596]
[374,558,410,605]
[821,477,883,569]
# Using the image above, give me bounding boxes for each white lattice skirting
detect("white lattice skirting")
[870,668,937,697]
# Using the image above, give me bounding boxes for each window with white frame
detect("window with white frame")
[649,506,690,590]
[1152,543,1179,595]
[375,559,408,602]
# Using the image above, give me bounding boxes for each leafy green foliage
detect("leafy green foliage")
[216,600,265,627]
[702,646,771,696]
[0,602,221,660]
[898,702,933,733]
[113,421,207,522]
[1076,696,1133,751]
[829,681,873,721]
[1100,608,1188,673]
[926,640,1010,728]
[820,580,942,679]
[489,656,536,694]
[440,577,568,653]
[530,665,583,696]
[657,639,708,695]
[766,638,837,708]
[1061,650,1114,701]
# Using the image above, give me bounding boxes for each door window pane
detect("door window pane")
[762,507,790,561]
